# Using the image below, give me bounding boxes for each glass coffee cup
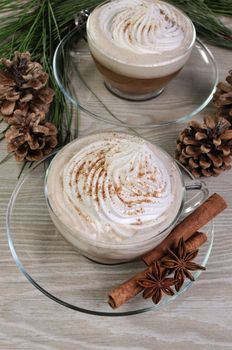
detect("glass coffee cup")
[45,132,208,264]
[86,0,196,101]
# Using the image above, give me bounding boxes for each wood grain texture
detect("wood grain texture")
[0,41,232,349]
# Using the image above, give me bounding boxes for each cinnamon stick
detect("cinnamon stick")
[143,193,227,266]
[108,231,207,309]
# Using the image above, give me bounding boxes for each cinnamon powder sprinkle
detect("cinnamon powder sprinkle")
[138,172,145,178]
[117,193,153,205]
[135,218,142,225]
[124,22,130,32]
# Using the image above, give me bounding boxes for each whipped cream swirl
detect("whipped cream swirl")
[62,137,173,242]
[87,0,195,78]
[108,0,184,54]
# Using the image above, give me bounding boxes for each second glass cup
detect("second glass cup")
[86,0,196,101]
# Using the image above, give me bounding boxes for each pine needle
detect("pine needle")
[205,0,232,16]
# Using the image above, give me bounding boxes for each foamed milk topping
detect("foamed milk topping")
[87,0,195,78]
[47,134,183,244]
[105,1,184,54]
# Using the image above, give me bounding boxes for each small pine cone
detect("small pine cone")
[0,51,54,123]
[5,110,58,162]
[213,70,232,124]
[175,115,232,177]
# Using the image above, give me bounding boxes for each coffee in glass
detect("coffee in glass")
[87,0,196,100]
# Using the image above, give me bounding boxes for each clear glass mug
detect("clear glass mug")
[44,132,208,264]
[86,0,196,101]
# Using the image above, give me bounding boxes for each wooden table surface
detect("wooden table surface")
[0,41,232,349]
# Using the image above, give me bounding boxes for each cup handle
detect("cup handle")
[182,180,209,215]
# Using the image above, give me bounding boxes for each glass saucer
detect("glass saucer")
[53,24,218,128]
[6,152,213,316]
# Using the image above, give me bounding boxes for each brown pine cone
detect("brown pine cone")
[213,70,232,124]
[175,115,232,177]
[0,51,54,124]
[5,110,58,162]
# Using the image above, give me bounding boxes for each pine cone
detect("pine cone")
[175,115,232,177]
[5,110,58,162]
[213,70,232,124]
[0,51,54,123]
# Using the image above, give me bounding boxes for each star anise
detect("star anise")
[161,238,206,292]
[137,261,176,304]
